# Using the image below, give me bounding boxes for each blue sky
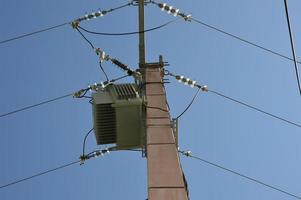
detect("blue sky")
[0,0,301,199]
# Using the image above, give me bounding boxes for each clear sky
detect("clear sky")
[0,0,301,199]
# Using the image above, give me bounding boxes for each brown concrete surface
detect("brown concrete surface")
[145,63,188,200]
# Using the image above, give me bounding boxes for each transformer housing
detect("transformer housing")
[92,83,144,150]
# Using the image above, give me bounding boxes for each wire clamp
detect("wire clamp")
[201,85,208,92]
[94,48,110,63]
[73,89,87,98]
[183,14,192,21]
[179,150,192,157]
[71,21,80,29]
[79,155,88,165]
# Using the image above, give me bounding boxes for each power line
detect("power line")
[175,88,200,119]
[77,19,178,36]
[149,1,301,65]
[0,160,81,190]
[179,150,301,199]
[75,27,95,49]
[0,23,69,45]
[99,63,110,81]
[0,147,114,190]
[166,71,301,129]
[0,2,133,45]
[74,28,112,80]
[0,93,73,118]
[0,74,132,119]
[209,89,301,129]
[110,74,130,82]
[82,128,94,157]
[283,0,301,95]
[74,29,141,80]
[191,17,301,65]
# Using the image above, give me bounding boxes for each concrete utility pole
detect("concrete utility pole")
[138,1,189,199]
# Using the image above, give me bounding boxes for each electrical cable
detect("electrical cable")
[180,151,301,200]
[111,74,129,82]
[106,1,133,12]
[75,25,140,81]
[99,62,110,81]
[175,88,200,119]
[0,160,81,190]
[75,28,95,49]
[0,146,115,190]
[0,84,97,119]
[191,17,301,65]
[283,0,301,95]
[209,89,301,129]
[0,2,133,45]
[0,23,69,45]
[82,128,94,157]
[0,93,73,119]
[150,0,301,64]
[166,71,301,129]
[74,28,111,80]
[77,19,178,36]
[81,96,92,99]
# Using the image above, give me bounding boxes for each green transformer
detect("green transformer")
[92,83,144,150]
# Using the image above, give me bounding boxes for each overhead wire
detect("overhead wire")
[74,27,140,80]
[75,24,139,82]
[0,1,133,45]
[74,28,112,80]
[150,1,301,65]
[0,81,115,119]
[82,128,94,157]
[0,146,115,190]
[209,89,301,129]
[0,93,74,118]
[75,27,95,49]
[77,19,178,36]
[1,75,130,120]
[175,88,200,119]
[283,0,301,95]
[0,23,69,45]
[110,74,130,82]
[179,150,301,200]
[0,160,81,190]
[166,71,301,129]
[105,1,133,12]
[0,145,140,190]
[99,62,110,81]
[190,17,301,65]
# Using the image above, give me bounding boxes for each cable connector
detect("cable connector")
[95,48,110,63]
[73,89,88,98]
[151,1,192,21]
[179,149,192,157]
[73,83,100,98]
[201,85,208,92]
[71,21,80,29]
[79,148,111,165]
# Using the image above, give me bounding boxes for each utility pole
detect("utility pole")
[138,1,189,199]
